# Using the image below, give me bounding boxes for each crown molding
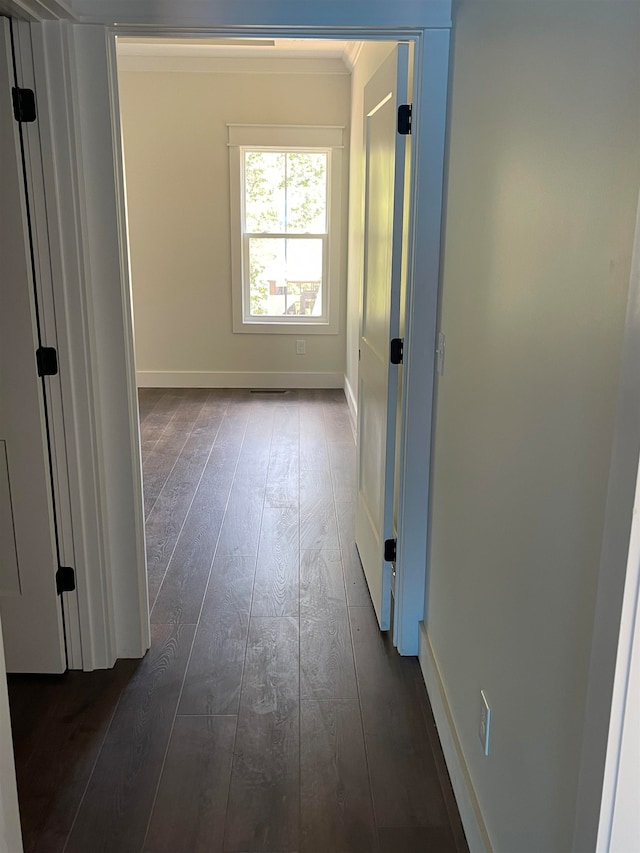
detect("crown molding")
[342,40,363,70]
[116,53,350,75]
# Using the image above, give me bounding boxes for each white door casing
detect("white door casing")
[355,45,409,631]
[0,16,66,673]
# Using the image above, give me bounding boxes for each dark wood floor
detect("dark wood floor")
[8,388,468,853]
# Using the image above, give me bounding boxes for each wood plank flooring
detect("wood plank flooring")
[7,388,468,853]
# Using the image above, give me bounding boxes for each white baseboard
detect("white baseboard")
[418,622,492,853]
[343,374,357,438]
[136,370,344,389]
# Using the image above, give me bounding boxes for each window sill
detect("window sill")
[233,319,339,335]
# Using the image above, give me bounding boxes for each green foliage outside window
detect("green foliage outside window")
[244,150,327,316]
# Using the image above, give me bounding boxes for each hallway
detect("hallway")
[8,389,467,853]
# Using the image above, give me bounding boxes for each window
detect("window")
[244,150,327,320]
[229,125,343,333]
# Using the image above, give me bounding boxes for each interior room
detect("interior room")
[116,37,355,392]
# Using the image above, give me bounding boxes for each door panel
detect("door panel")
[355,45,409,630]
[0,17,66,673]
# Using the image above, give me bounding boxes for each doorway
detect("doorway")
[113,33,404,628]
[100,24,450,658]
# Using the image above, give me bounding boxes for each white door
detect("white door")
[355,45,409,631]
[0,17,66,673]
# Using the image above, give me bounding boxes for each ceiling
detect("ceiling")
[116,37,363,70]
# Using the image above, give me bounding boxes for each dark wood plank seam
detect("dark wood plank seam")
[139,622,213,851]
[60,674,135,853]
[148,393,231,614]
[219,401,291,851]
[247,406,284,621]
[144,394,210,522]
[207,403,273,852]
[322,392,380,846]
[138,389,167,428]
[138,390,180,445]
[173,713,239,717]
[141,403,267,851]
[347,604,382,851]
[328,405,381,850]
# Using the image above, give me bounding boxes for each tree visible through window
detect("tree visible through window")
[242,150,329,319]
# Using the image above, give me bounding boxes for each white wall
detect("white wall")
[118,59,351,388]
[424,3,640,851]
[344,41,396,421]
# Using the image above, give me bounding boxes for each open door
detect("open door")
[355,45,409,631]
[0,17,66,673]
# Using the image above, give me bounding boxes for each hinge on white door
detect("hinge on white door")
[397,104,412,135]
[56,566,75,594]
[36,347,58,377]
[384,538,397,562]
[12,87,36,123]
[390,338,403,365]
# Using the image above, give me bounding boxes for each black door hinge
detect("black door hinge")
[36,347,58,377]
[384,538,397,563]
[56,566,76,595]
[397,104,412,135]
[12,87,36,123]
[390,338,403,365]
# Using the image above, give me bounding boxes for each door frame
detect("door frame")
[104,22,450,656]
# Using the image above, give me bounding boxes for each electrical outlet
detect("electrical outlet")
[296,340,306,355]
[479,690,491,756]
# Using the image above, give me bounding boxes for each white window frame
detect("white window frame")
[228,124,344,334]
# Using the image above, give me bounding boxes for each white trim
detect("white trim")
[343,40,363,71]
[394,27,451,655]
[12,20,84,667]
[116,54,350,75]
[136,370,344,389]
[418,622,492,853]
[227,123,344,148]
[343,373,357,436]
[66,21,148,664]
[105,27,150,661]
[31,21,118,670]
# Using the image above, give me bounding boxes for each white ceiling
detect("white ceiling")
[116,37,362,69]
